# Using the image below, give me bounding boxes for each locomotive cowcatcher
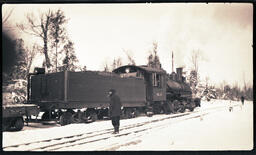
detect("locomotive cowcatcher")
[27,65,200,125]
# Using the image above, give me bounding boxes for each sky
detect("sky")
[2,3,253,88]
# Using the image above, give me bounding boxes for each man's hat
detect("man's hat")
[109,89,116,93]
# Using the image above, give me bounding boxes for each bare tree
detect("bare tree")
[188,70,198,96]
[111,57,122,71]
[17,10,53,71]
[242,71,247,95]
[231,82,240,100]
[3,8,14,25]
[116,57,122,68]
[3,8,14,32]
[123,49,136,65]
[245,84,253,100]
[191,49,200,73]
[242,72,253,100]
[147,53,154,67]
[104,63,110,72]
[25,43,39,74]
[112,59,116,71]
[188,49,204,97]
[152,42,160,67]
[205,76,210,89]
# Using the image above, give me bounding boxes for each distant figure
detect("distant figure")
[194,98,201,107]
[108,89,122,134]
[229,106,233,112]
[229,100,233,112]
[241,96,245,105]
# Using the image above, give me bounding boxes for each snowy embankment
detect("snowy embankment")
[2,99,253,151]
[118,100,253,151]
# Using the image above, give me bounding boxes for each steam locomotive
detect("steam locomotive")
[26,65,200,126]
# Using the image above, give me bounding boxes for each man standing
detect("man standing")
[108,89,122,134]
[241,96,245,105]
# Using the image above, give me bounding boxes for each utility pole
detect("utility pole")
[56,43,58,72]
[172,51,174,73]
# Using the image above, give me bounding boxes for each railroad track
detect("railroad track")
[3,103,235,151]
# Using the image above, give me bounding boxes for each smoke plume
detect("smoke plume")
[2,30,19,80]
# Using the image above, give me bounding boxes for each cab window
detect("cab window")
[152,73,162,88]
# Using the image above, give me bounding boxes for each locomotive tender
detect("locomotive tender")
[27,65,200,126]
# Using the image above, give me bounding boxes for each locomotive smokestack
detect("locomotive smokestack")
[176,67,183,82]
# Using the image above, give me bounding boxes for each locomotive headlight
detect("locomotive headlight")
[125,68,130,73]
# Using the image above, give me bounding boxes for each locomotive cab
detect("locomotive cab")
[113,65,167,102]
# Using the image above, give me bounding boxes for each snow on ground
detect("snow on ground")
[2,100,253,151]
[118,100,253,150]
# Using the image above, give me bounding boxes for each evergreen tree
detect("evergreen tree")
[188,50,202,97]
[49,9,68,72]
[188,70,199,96]
[62,40,79,71]
[147,42,161,68]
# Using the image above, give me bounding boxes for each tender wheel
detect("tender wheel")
[73,110,86,123]
[145,106,154,117]
[167,102,175,114]
[134,108,140,117]
[122,108,132,119]
[59,111,73,126]
[42,111,58,121]
[124,108,133,119]
[178,105,185,113]
[97,109,105,120]
[42,111,50,120]
[90,112,98,122]
[189,107,194,112]
[14,117,24,131]
[146,111,153,117]
[85,108,98,122]
[173,100,180,113]
[97,114,103,120]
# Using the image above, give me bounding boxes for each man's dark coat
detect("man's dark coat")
[109,94,122,117]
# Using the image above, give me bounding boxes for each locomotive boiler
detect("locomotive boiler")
[27,65,200,126]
